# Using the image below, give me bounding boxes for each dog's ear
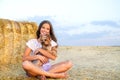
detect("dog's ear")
[47,34,51,40]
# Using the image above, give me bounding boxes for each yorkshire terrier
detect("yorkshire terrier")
[33,34,57,66]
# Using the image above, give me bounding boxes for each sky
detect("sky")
[0,0,120,46]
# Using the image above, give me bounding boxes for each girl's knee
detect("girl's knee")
[22,61,31,70]
[66,60,73,68]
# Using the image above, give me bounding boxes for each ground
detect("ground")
[0,46,120,80]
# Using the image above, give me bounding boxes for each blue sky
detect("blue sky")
[0,0,120,46]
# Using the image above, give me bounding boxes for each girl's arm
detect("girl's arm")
[22,47,48,63]
[22,47,38,61]
[38,47,57,60]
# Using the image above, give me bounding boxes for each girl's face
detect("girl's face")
[40,23,50,35]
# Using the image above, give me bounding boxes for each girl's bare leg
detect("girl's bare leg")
[48,60,72,73]
[22,61,67,78]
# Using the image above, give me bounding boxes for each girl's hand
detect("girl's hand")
[37,55,48,64]
[34,49,40,55]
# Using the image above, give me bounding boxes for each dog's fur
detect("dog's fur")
[33,34,57,66]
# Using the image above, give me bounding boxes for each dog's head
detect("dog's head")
[39,34,51,46]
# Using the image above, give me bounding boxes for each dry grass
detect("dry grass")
[0,46,120,80]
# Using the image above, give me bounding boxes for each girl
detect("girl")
[22,20,72,80]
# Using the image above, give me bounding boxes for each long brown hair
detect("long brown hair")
[36,20,57,43]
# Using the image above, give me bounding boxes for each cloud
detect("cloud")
[91,20,120,27]
[57,20,120,36]
[0,0,66,20]
[55,20,120,45]
[1,0,120,23]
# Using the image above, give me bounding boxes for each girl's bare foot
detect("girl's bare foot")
[37,75,46,80]
[52,72,68,78]
[40,75,46,80]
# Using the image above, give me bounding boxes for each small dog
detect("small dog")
[33,34,57,66]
